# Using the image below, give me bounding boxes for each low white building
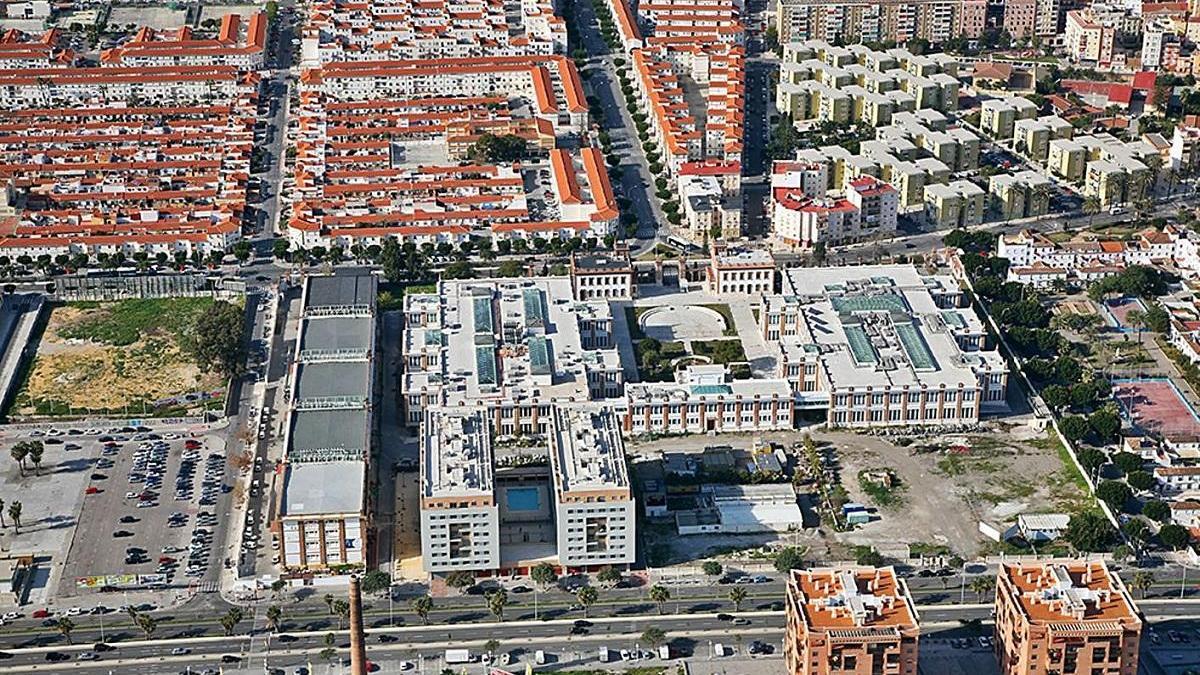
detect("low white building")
[676,483,803,534]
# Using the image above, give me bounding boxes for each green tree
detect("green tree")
[1042,384,1069,410]
[1076,447,1106,478]
[1159,523,1192,550]
[442,260,474,279]
[26,441,42,475]
[410,595,433,625]
[577,585,598,618]
[531,562,558,590]
[648,584,670,615]
[136,614,157,639]
[854,546,883,567]
[445,571,475,593]
[1064,511,1115,552]
[641,626,667,651]
[1127,470,1155,492]
[728,586,747,612]
[10,442,27,477]
[265,605,282,633]
[467,134,529,163]
[55,617,75,645]
[333,599,350,629]
[1088,409,1122,443]
[486,588,508,622]
[185,300,248,378]
[969,575,996,602]
[1143,500,1171,522]
[7,501,21,534]
[496,260,525,277]
[1110,452,1143,475]
[360,570,391,595]
[218,607,244,636]
[1059,415,1089,442]
[1096,480,1132,511]
[774,546,805,573]
[232,240,253,263]
[597,565,623,586]
[702,560,723,577]
[1131,571,1155,598]
[323,593,335,615]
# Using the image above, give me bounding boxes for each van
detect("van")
[598,647,612,663]
[444,649,471,664]
[535,650,546,665]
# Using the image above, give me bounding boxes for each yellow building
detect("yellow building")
[924,179,985,228]
[1048,138,1087,182]
[989,170,1052,220]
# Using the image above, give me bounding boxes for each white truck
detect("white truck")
[598,646,612,663]
[445,648,472,664]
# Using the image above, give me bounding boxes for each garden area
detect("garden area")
[7,297,244,418]
[950,228,1190,557]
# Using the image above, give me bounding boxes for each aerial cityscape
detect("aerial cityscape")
[0,0,1199,671]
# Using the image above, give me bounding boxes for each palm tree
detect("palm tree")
[55,617,75,645]
[1031,182,1053,216]
[10,443,27,477]
[323,593,335,615]
[969,575,996,602]
[487,588,508,622]
[8,501,22,534]
[728,587,748,612]
[1082,196,1101,229]
[27,442,42,476]
[266,605,282,633]
[1131,571,1155,599]
[218,608,243,636]
[648,584,671,615]
[577,586,599,618]
[136,614,157,639]
[410,595,433,625]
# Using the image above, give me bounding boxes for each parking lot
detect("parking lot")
[57,429,230,599]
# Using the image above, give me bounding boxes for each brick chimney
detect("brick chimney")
[349,575,368,675]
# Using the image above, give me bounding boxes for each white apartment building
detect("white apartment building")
[707,245,777,296]
[570,248,635,301]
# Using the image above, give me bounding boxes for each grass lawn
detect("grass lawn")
[58,297,212,346]
[625,306,647,340]
[692,339,747,364]
[634,339,685,382]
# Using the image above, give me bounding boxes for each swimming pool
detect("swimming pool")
[506,486,541,511]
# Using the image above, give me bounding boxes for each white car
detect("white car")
[65,607,82,616]
[2,612,21,621]
[171,648,191,655]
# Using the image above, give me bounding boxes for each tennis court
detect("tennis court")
[1102,296,1149,332]
[1113,378,1200,438]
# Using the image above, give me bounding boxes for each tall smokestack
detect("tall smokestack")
[348,575,368,675]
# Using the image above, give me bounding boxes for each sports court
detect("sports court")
[1113,378,1200,438]
[1102,296,1149,332]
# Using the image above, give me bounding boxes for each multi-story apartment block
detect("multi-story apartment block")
[760,265,1008,429]
[770,168,898,249]
[1171,124,1200,173]
[548,405,635,569]
[989,171,1052,221]
[776,42,959,130]
[276,275,377,572]
[878,111,978,172]
[923,180,985,229]
[623,364,796,435]
[979,97,1039,139]
[100,13,267,69]
[1013,115,1074,163]
[1048,138,1089,182]
[994,561,1141,675]
[785,566,921,675]
[0,28,73,69]
[1065,9,1117,66]
[677,160,743,242]
[773,0,985,45]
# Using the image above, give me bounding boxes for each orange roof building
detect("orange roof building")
[785,567,920,675]
[994,561,1141,675]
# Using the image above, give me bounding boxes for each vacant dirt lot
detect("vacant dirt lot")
[12,299,223,416]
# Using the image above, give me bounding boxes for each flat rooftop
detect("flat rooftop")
[288,408,369,460]
[294,361,371,401]
[1000,561,1140,626]
[549,405,630,497]
[305,274,376,309]
[573,252,632,272]
[299,316,373,353]
[789,566,919,631]
[422,408,494,501]
[281,460,365,516]
[768,265,1002,391]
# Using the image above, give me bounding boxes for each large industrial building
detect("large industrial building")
[274,275,377,571]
